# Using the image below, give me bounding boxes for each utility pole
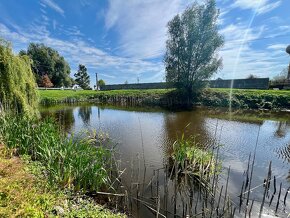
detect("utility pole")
[286,45,290,81]
[95,73,98,91]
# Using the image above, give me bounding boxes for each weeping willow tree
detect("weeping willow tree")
[0,39,39,117]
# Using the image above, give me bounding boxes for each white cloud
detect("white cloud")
[267,44,287,50]
[257,1,281,14]
[231,0,281,14]
[1,0,288,84]
[41,0,64,16]
[105,0,191,59]
[0,22,164,84]
[217,22,288,79]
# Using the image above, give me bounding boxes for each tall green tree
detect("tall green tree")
[74,64,90,90]
[0,39,38,116]
[164,0,224,97]
[98,79,105,86]
[21,43,72,87]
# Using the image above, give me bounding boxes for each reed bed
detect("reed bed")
[105,123,290,217]
[170,134,216,177]
[116,147,290,217]
[0,114,112,192]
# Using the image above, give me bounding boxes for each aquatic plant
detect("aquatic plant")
[170,134,216,176]
[0,114,111,192]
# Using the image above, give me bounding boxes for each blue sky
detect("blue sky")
[0,0,290,86]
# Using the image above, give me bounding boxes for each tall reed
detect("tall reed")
[170,134,216,176]
[0,114,111,192]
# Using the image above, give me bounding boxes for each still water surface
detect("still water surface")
[41,104,290,217]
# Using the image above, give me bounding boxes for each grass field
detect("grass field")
[39,89,97,100]
[39,89,171,99]
[39,89,172,105]
[38,88,290,110]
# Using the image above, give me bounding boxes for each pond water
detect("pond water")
[41,104,290,217]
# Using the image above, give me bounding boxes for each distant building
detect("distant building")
[72,85,83,90]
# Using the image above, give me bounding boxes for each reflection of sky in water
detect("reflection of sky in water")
[41,105,290,211]
[205,118,290,202]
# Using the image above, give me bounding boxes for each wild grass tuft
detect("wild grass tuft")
[0,145,125,217]
[0,114,111,192]
[171,134,216,176]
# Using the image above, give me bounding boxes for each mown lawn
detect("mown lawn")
[39,89,97,100]
[38,89,172,104]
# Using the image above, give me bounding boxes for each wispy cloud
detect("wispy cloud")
[0,0,288,84]
[41,0,64,16]
[0,21,164,84]
[267,44,287,50]
[231,0,281,14]
[218,22,288,79]
[105,0,192,59]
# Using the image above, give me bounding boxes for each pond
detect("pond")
[41,104,290,217]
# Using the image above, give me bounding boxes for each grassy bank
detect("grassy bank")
[200,88,290,110]
[0,145,125,217]
[39,88,290,110]
[0,115,112,192]
[0,115,125,217]
[39,89,170,103]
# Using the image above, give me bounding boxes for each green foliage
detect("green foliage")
[38,88,290,110]
[98,79,106,86]
[38,89,171,105]
[200,88,290,110]
[75,64,91,90]
[0,147,124,217]
[171,134,215,176]
[165,0,224,97]
[0,114,112,192]
[66,199,125,218]
[0,39,39,117]
[23,43,72,87]
[0,151,61,217]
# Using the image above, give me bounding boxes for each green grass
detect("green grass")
[200,88,290,110]
[39,89,171,105]
[39,89,170,99]
[170,135,216,176]
[38,88,290,110]
[0,114,112,192]
[39,90,97,101]
[0,146,125,217]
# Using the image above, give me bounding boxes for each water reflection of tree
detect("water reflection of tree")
[78,106,92,125]
[162,109,211,157]
[41,108,75,132]
[274,121,288,138]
